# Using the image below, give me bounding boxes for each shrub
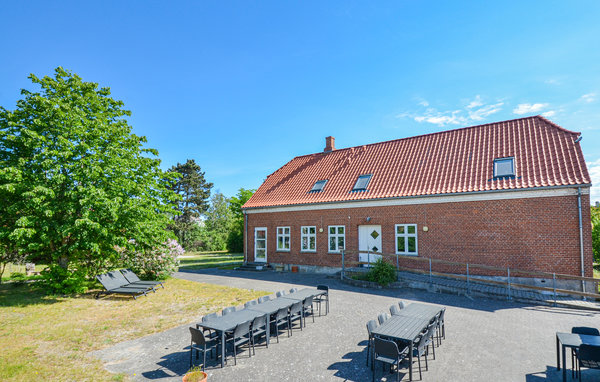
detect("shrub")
[120,239,183,280]
[40,265,88,294]
[366,259,397,286]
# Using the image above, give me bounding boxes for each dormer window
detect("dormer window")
[352,174,372,192]
[310,179,328,193]
[494,157,515,177]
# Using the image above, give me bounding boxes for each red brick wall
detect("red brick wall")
[244,192,594,277]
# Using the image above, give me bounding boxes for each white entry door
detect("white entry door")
[254,227,267,263]
[358,225,382,265]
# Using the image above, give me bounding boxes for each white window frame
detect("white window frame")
[494,157,515,177]
[300,226,317,252]
[254,227,267,262]
[328,225,346,253]
[395,224,418,256]
[276,226,291,252]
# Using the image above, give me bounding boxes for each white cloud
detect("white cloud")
[418,100,429,107]
[544,78,560,85]
[542,110,556,117]
[580,93,596,103]
[589,159,600,205]
[512,103,549,115]
[468,102,503,121]
[399,96,504,127]
[466,95,483,109]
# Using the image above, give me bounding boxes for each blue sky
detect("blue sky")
[1,1,599,203]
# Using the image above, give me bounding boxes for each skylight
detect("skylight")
[310,179,328,192]
[494,157,515,177]
[352,174,372,191]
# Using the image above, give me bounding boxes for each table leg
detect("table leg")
[562,344,566,381]
[409,341,413,381]
[220,331,225,368]
[266,317,271,346]
[556,335,560,371]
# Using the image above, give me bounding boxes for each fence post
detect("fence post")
[553,273,557,307]
[429,258,432,285]
[507,267,512,300]
[341,249,345,280]
[466,263,470,294]
[396,254,399,272]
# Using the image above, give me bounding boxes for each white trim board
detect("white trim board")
[244,187,590,214]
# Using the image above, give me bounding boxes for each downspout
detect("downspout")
[577,187,586,294]
[243,210,248,265]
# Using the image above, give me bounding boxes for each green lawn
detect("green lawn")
[178,251,244,270]
[0,278,267,381]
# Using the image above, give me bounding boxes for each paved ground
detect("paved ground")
[91,269,600,381]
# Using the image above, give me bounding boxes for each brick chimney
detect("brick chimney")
[324,136,335,152]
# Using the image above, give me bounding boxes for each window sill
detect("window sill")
[396,252,418,256]
[275,250,291,253]
[300,250,317,253]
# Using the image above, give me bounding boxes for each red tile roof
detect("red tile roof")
[243,116,590,209]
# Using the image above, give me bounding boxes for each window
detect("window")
[277,227,290,251]
[352,174,372,191]
[301,226,317,252]
[310,179,328,193]
[494,157,514,177]
[395,224,417,255]
[328,225,345,252]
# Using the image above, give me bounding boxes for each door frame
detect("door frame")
[254,227,267,263]
[358,225,383,265]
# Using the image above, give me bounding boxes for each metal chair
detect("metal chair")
[225,320,252,365]
[315,284,330,316]
[377,313,390,325]
[222,306,236,315]
[198,313,219,340]
[578,344,600,381]
[289,287,298,293]
[302,296,315,325]
[288,301,303,334]
[572,327,600,378]
[258,295,271,303]
[189,327,218,370]
[372,337,408,382]
[398,300,406,309]
[276,290,287,297]
[389,305,401,316]
[270,307,290,342]
[244,300,258,308]
[250,314,268,354]
[366,319,379,367]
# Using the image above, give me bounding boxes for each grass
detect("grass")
[178,251,244,270]
[0,278,267,381]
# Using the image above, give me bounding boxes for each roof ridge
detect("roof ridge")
[293,115,578,160]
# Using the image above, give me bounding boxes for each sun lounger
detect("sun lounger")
[95,271,154,299]
[120,268,165,289]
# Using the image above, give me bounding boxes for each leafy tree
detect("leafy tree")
[201,192,233,251]
[0,67,178,292]
[227,188,255,252]
[168,159,212,249]
[592,204,600,263]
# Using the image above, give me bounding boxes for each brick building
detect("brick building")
[241,116,593,278]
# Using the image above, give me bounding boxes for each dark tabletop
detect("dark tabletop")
[247,298,295,314]
[394,303,443,321]
[557,332,600,348]
[372,315,431,342]
[198,309,263,332]
[281,288,326,301]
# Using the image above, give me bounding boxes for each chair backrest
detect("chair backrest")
[244,300,258,308]
[276,307,288,320]
[96,273,122,291]
[234,321,251,337]
[289,288,298,293]
[579,344,600,369]
[290,301,302,315]
[302,296,314,308]
[107,270,132,288]
[390,305,400,315]
[120,269,142,283]
[202,312,218,322]
[222,306,236,315]
[438,307,446,323]
[189,327,207,346]
[572,326,600,336]
[366,319,378,336]
[377,313,390,325]
[276,290,287,297]
[317,284,329,292]
[398,301,406,309]
[374,337,400,359]
[252,314,267,330]
[258,296,271,303]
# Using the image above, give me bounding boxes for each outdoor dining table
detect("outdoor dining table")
[371,315,431,381]
[280,287,326,302]
[246,298,295,345]
[197,308,266,368]
[556,332,600,381]
[393,303,443,321]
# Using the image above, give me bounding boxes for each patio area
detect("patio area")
[92,268,600,381]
